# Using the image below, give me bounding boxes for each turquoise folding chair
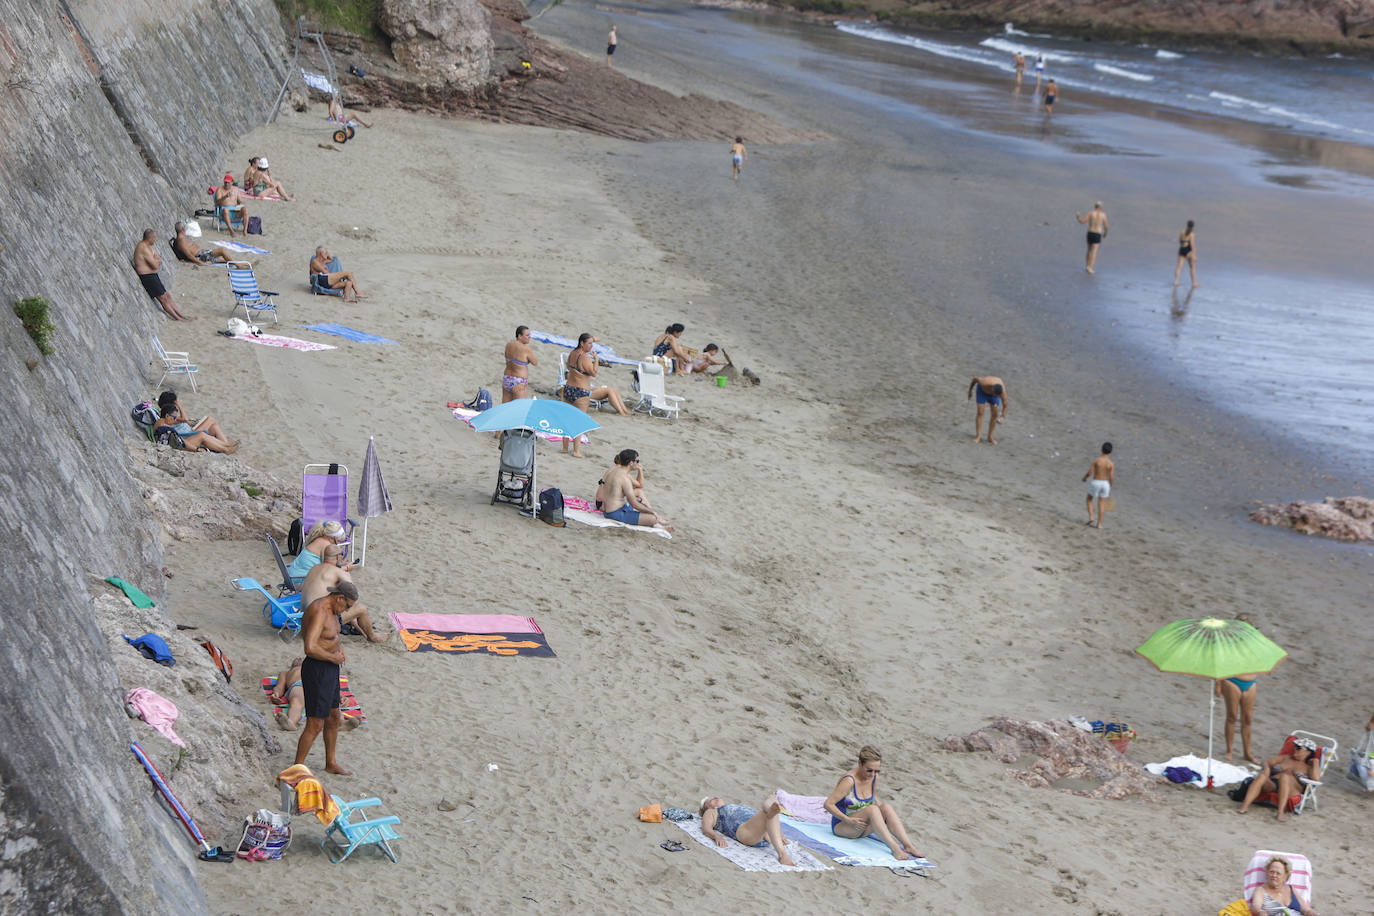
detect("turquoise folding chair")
[310,257,344,297]
[322,796,401,863]
[214,204,246,234]
[226,262,278,324]
[230,577,301,638]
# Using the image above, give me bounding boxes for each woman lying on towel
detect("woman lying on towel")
[699,794,796,866]
[823,745,924,860]
[595,449,672,532]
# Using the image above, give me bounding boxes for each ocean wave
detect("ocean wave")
[979,37,1081,63]
[1208,90,1368,135]
[1003,22,1030,37]
[838,22,999,68]
[1093,63,1154,83]
[1155,49,1184,60]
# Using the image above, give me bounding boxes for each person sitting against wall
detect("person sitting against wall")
[212,174,249,237]
[243,157,295,200]
[287,520,354,584]
[154,405,238,453]
[172,222,245,267]
[157,390,232,443]
[309,246,367,302]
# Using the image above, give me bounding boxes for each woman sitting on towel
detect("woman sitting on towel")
[649,323,691,374]
[287,520,355,584]
[243,157,295,201]
[823,745,923,860]
[596,449,671,532]
[699,794,796,866]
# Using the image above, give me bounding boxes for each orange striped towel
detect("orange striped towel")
[275,765,340,824]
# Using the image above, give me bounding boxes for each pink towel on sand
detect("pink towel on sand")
[388,613,542,634]
[776,788,828,824]
[231,334,336,351]
[563,495,596,512]
[125,687,186,747]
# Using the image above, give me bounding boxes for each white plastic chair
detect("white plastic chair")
[633,361,683,419]
[153,337,199,392]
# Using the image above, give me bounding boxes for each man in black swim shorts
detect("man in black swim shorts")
[293,582,356,775]
[1075,201,1109,274]
[606,25,617,66]
[132,229,187,320]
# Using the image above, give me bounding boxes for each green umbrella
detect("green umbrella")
[1136,618,1287,783]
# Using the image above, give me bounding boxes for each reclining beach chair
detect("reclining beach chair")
[214,204,246,234]
[153,337,199,392]
[231,577,302,638]
[556,352,605,410]
[264,533,298,597]
[491,429,536,510]
[633,361,684,420]
[226,262,279,324]
[303,464,358,559]
[322,796,401,863]
[1236,849,1312,915]
[1255,732,1336,815]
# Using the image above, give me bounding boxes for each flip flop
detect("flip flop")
[659,840,687,852]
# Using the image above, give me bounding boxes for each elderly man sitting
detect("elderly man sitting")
[172,222,247,267]
[299,545,388,643]
[309,246,367,302]
[213,174,249,237]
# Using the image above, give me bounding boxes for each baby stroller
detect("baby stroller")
[491,429,535,509]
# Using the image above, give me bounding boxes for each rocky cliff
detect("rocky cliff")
[0,0,286,911]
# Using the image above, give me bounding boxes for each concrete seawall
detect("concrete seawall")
[0,1,284,910]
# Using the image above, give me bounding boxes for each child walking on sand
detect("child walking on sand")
[1082,442,1114,529]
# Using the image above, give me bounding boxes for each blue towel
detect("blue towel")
[298,323,399,345]
[528,330,637,366]
[123,633,176,666]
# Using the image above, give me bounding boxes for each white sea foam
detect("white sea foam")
[838,22,998,68]
[1207,90,1368,135]
[979,37,1080,63]
[1093,63,1154,82]
[1155,49,1183,60]
[1003,22,1030,36]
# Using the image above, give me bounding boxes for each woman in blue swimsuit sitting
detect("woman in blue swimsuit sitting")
[823,745,923,860]
[649,323,691,374]
[699,794,796,866]
[1217,672,1262,764]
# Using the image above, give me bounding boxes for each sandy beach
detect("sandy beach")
[138,6,1374,913]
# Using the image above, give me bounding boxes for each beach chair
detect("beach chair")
[264,533,298,597]
[310,257,345,297]
[214,204,246,234]
[556,352,605,410]
[491,428,535,509]
[226,262,279,324]
[1236,849,1312,914]
[1255,732,1336,815]
[633,361,684,420]
[153,337,199,392]
[303,464,358,559]
[231,577,302,638]
[321,796,400,864]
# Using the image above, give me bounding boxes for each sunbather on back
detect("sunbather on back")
[699,794,796,866]
[599,449,671,531]
[173,222,244,267]
[269,657,305,730]
[299,545,389,643]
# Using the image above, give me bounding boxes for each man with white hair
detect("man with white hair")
[172,222,243,266]
[309,246,367,302]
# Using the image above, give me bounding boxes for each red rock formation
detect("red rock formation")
[1248,496,1374,541]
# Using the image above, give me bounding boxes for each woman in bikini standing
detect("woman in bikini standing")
[823,745,923,861]
[1173,219,1198,287]
[502,326,539,403]
[562,333,631,458]
[1217,672,1261,764]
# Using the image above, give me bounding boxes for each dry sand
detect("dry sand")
[146,35,1374,916]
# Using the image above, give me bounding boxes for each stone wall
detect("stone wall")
[0,0,285,911]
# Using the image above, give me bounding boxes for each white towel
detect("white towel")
[1145,754,1255,787]
[673,816,830,872]
[565,507,672,539]
[779,815,935,869]
[300,69,334,94]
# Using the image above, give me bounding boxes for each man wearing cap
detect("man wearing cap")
[300,544,389,642]
[213,174,249,237]
[173,222,243,267]
[132,229,187,320]
[294,583,355,775]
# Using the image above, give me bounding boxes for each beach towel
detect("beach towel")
[452,406,589,444]
[775,789,829,824]
[563,495,597,513]
[105,576,155,608]
[1145,755,1252,788]
[213,239,271,255]
[230,333,336,352]
[298,323,399,345]
[301,69,334,94]
[779,815,936,870]
[565,507,672,539]
[125,687,186,748]
[528,330,638,366]
[387,613,555,657]
[275,765,340,825]
[673,816,830,872]
[262,675,365,725]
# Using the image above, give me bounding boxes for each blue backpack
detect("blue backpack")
[538,488,565,527]
[464,388,493,412]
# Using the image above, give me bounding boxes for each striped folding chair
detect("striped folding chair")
[226,262,278,324]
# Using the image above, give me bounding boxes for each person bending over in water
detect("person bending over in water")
[824,745,924,861]
[562,332,631,458]
[598,448,671,531]
[269,657,305,730]
[1237,737,1321,822]
[502,325,539,402]
[967,376,1009,444]
[1174,219,1198,287]
[699,795,796,866]
[1075,201,1108,274]
[730,137,748,181]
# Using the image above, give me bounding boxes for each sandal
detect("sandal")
[659,840,687,852]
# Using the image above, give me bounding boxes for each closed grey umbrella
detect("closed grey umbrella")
[356,436,392,566]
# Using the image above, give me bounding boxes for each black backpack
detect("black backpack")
[286,518,303,557]
[463,388,493,412]
[246,216,263,235]
[538,488,565,527]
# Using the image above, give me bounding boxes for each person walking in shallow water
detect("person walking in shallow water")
[606,25,617,66]
[1043,78,1058,116]
[1174,219,1198,287]
[1076,201,1108,274]
[1014,52,1025,86]
[730,137,747,181]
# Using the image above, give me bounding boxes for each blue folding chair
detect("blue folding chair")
[322,796,401,863]
[214,204,246,234]
[226,262,278,324]
[230,577,301,638]
[310,258,344,297]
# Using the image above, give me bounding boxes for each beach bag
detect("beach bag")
[237,809,291,860]
[637,804,662,823]
[194,636,233,683]
[131,401,159,438]
[153,426,186,449]
[1348,732,1374,792]
[463,388,492,413]
[1227,777,1254,802]
[538,488,565,527]
[246,216,263,235]
[286,518,303,557]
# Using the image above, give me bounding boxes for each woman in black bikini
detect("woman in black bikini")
[1174,219,1198,287]
[562,333,631,458]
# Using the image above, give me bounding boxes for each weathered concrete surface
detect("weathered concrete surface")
[0,1,285,911]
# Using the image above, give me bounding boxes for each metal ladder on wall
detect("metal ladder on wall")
[266,17,338,124]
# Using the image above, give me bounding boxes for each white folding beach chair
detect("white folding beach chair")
[633,361,683,419]
[153,336,199,392]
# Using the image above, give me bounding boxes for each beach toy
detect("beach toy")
[716,375,727,388]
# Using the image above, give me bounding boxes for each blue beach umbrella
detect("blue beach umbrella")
[469,398,600,516]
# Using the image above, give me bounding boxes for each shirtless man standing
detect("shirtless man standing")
[173,222,243,267]
[1082,442,1115,529]
[606,25,617,67]
[299,545,388,642]
[1013,52,1025,86]
[1043,78,1058,116]
[294,584,354,775]
[310,246,367,302]
[1075,201,1108,274]
[133,230,187,320]
[213,175,248,237]
[967,376,1009,444]
[731,137,748,181]
[502,325,539,402]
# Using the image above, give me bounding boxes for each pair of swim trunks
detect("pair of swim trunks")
[732,154,743,166]
[138,272,166,299]
[1086,231,1103,245]
[975,388,1001,406]
[604,504,640,525]
[1087,479,1110,499]
[195,250,215,264]
[606,44,616,56]
[300,657,341,720]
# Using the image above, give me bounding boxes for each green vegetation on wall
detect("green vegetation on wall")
[274,0,381,37]
[14,296,55,355]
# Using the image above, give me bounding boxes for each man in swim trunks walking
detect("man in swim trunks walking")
[1075,201,1108,274]
[606,25,617,67]
[967,376,1009,444]
[502,325,539,402]
[730,137,748,181]
[294,584,354,775]
[1014,52,1025,86]
[133,229,187,320]
[1082,441,1114,529]
[1043,78,1058,116]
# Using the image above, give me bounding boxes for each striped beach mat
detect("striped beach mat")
[779,815,935,870]
[387,613,555,658]
[215,239,271,255]
[261,675,365,725]
[298,323,399,345]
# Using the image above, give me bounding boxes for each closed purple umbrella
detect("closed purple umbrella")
[356,436,392,566]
